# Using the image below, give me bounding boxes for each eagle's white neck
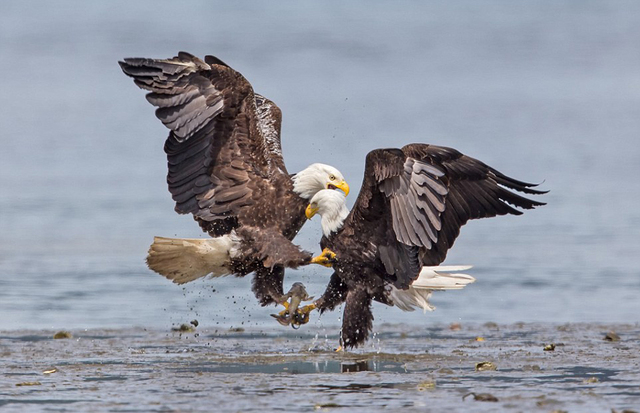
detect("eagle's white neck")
[320,202,350,236]
[309,189,350,237]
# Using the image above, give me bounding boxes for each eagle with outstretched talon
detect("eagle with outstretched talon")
[291,144,546,349]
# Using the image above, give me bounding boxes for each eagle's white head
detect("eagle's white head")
[305,189,350,236]
[292,163,350,200]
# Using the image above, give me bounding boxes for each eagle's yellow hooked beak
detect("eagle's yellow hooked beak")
[329,180,350,197]
[305,204,319,219]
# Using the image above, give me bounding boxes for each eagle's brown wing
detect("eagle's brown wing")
[342,145,546,288]
[119,52,290,236]
[400,143,546,266]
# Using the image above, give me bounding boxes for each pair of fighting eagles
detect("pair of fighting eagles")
[120,52,545,349]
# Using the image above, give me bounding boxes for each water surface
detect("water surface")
[0,1,638,333]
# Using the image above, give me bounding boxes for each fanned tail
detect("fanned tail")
[146,235,240,284]
[390,265,475,313]
[412,265,475,290]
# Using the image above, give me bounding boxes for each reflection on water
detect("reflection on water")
[173,359,392,374]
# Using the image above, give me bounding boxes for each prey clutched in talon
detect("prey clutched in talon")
[271,282,314,329]
[292,302,317,326]
[271,301,290,326]
[310,248,337,267]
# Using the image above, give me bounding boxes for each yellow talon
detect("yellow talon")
[290,303,317,326]
[298,303,317,314]
[310,248,337,267]
[310,255,331,267]
[335,345,344,352]
[275,300,289,318]
[270,300,291,325]
[321,248,336,259]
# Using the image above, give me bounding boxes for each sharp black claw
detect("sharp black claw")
[270,313,290,326]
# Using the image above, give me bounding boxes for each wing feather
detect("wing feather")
[402,143,546,264]
[120,52,292,237]
[341,144,546,287]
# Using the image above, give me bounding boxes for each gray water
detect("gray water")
[1,1,639,335]
[3,323,640,412]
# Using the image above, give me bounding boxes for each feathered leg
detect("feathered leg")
[252,266,285,306]
[314,272,348,313]
[340,288,373,349]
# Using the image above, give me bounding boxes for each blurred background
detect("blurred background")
[1,0,638,332]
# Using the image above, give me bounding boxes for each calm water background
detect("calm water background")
[1,0,639,333]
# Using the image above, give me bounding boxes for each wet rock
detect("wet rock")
[417,380,436,391]
[172,324,195,332]
[475,361,497,371]
[16,382,42,386]
[53,331,72,339]
[604,331,620,342]
[543,343,556,351]
[315,403,343,409]
[583,377,599,384]
[229,327,245,333]
[463,392,498,402]
[449,323,461,331]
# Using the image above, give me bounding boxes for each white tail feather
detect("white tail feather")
[412,265,475,290]
[146,235,240,284]
[390,265,475,313]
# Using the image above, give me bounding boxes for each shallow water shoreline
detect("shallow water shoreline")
[2,322,638,412]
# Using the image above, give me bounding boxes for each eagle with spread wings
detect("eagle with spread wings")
[119,52,349,308]
[298,144,546,348]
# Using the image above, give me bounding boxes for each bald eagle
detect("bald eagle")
[119,52,349,307]
[299,144,546,348]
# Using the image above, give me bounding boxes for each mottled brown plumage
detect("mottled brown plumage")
[311,144,546,348]
[120,52,345,305]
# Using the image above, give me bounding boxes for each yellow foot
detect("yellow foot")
[275,302,289,319]
[291,304,316,327]
[290,303,317,327]
[298,303,316,314]
[310,248,337,267]
[335,345,344,352]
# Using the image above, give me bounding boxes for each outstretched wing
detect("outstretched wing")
[400,144,546,265]
[119,52,289,235]
[343,144,545,288]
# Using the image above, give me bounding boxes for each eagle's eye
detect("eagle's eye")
[329,174,336,181]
